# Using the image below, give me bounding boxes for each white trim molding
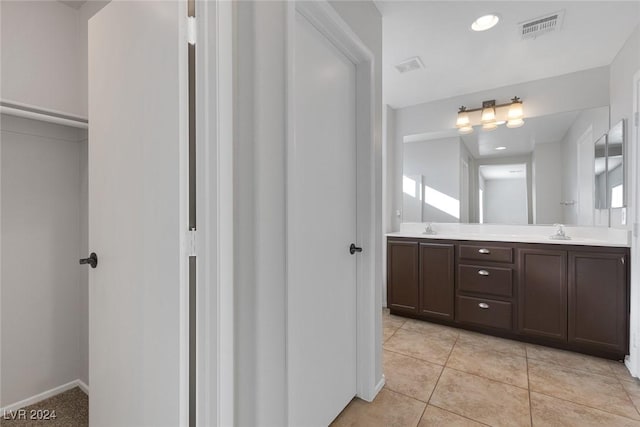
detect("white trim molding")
[194,0,235,425]
[628,68,640,379]
[0,380,88,414]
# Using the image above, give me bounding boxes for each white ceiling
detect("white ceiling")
[460,110,580,158]
[381,1,640,108]
[479,163,527,180]
[58,0,88,10]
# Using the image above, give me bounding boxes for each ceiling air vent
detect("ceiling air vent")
[519,10,564,40]
[394,56,425,74]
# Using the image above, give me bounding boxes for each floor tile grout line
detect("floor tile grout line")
[428,402,493,427]
[383,324,402,344]
[385,313,638,423]
[382,347,447,367]
[414,332,460,427]
[443,365,530,391]
[384,343,532,391]
[526,346,640,421]
[526,356,625,383]
[612,365,640,418]
[382,384,430,405]
[529,389,640,422]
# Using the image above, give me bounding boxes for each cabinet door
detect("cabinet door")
[419,243,454,320]
[387,241,419,314]
[569,252,628,353]
[518,249,567,341]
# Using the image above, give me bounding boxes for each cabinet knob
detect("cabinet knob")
[478,248,491,254]
[478,303,490,309]
[478,270,490,276]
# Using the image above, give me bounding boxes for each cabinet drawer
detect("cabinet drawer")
[459,245,513,263]
[459,265,513,297]
[457,296,512,330]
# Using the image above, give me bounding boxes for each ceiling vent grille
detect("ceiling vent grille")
[394,56,425,74]
[519,10,564,40]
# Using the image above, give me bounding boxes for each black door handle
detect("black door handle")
[80,252,98,269]
[350,244,363,255]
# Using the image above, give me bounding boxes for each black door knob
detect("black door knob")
[350,244,363,255]
[79,252,98,268]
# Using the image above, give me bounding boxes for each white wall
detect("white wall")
[403,137,461,222]
[533,143,564,224]
[610,25,640,229]
[234,2,382,425]
[390,67,610,231]
[483,178,528,224]
[0,0,109,118]
[0,1,83,117]
[1,115,86,406]
[78,1,111,117]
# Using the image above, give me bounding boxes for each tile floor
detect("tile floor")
[331,309,640,427]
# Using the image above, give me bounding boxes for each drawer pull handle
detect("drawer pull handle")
[478,248,491,254]
[478,303,490,309]
[478,270,490,276]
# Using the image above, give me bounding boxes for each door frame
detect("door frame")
[629,68,640,378]
[194,1,234,425]
[284,0,381,414]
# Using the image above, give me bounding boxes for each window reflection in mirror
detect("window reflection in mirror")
[594,135,607,210]
[607,120,625,209]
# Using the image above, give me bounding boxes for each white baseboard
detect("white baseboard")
[76,380,89,395]
[374,375,386,396]
[624,355,638,379]
[1,379,89,413]
[359,375,386,403]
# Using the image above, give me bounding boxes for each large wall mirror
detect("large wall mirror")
[401,106,626,226]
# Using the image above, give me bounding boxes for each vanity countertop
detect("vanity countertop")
[386,223,631,248]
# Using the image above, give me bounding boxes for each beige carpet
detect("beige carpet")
[1,387,88,427]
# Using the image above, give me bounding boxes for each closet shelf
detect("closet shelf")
[1,100,88,129]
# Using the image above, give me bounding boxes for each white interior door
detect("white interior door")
[88,2,187,426]
[288,12,357,426]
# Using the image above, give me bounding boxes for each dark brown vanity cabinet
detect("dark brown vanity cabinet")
[569,251,628,354]
[419,243,455,320]
[518,249,567,342]
[387,240,454,319]
[387,240,419,315]
[387,237,630,359]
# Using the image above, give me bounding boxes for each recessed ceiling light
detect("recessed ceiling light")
[495,146,507,151]
[471,14,500,32]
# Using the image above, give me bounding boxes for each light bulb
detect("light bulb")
[471,14,500,32]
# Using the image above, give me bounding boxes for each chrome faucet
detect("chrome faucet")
[550,224,571,240]
[423,223,436,235]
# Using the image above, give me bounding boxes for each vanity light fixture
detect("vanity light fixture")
[456,97,525,134]
[471,14,500,32]
[507,96,524,128]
